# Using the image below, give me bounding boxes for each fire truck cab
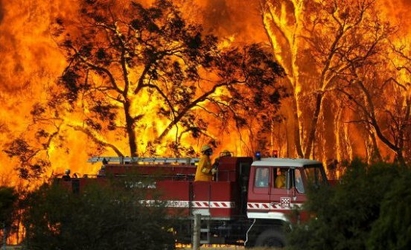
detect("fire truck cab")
[245,157,328,247]
[58,155,328,248]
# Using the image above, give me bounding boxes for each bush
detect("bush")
[367,169,411,250]
[22,177,175,250]
[286,159,404,250]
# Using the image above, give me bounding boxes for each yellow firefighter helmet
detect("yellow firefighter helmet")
[201,144,212,153]
[221,150,232,157]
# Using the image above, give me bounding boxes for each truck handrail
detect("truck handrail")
[88,156,200,165]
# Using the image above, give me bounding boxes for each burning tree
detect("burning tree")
[337,40,411,166]
[260,0,410,165]
[39,0,285,158]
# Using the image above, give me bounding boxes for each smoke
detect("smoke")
[201,0,266,44]
[381,0,411,32]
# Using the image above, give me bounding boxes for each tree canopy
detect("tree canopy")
[3,0,286,182]
[49,0,285,157]
[261,0,411,165]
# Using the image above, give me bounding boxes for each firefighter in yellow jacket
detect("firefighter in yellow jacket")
[195,145,217,181]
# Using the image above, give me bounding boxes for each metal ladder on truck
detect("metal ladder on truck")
[190,182,214,247]
[192,214,212,247]
[200,215,211,245]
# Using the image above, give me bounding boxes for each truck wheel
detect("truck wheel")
[255,228,285,248]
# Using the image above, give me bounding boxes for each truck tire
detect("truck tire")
[255,228,286,248]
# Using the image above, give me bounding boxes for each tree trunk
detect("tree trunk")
[304,92,324,159]
[124,101,138,157]
[292,94,304,158]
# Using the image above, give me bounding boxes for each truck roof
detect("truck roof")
[251,158,322,168]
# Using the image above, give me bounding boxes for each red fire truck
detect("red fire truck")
[60,153,328,248]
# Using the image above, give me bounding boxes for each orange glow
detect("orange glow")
[0,0,266,182]
[0,0,411,187]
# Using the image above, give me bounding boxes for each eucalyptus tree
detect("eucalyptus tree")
[46,0,285,157]
[260,0,392,162]
[337,41,411,166]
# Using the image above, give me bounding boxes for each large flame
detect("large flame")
[0,0,268,183]
[0,0,410,186]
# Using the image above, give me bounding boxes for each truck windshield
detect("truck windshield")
[303,164,328,187]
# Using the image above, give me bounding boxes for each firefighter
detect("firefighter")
[210,149,231,181]
[220,149,232,157]
[62,169,71,181]
[195,144,217,181]
[275,168,286,188]
[212,149,232,169]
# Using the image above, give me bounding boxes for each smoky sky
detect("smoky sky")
[0,0,3,23]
